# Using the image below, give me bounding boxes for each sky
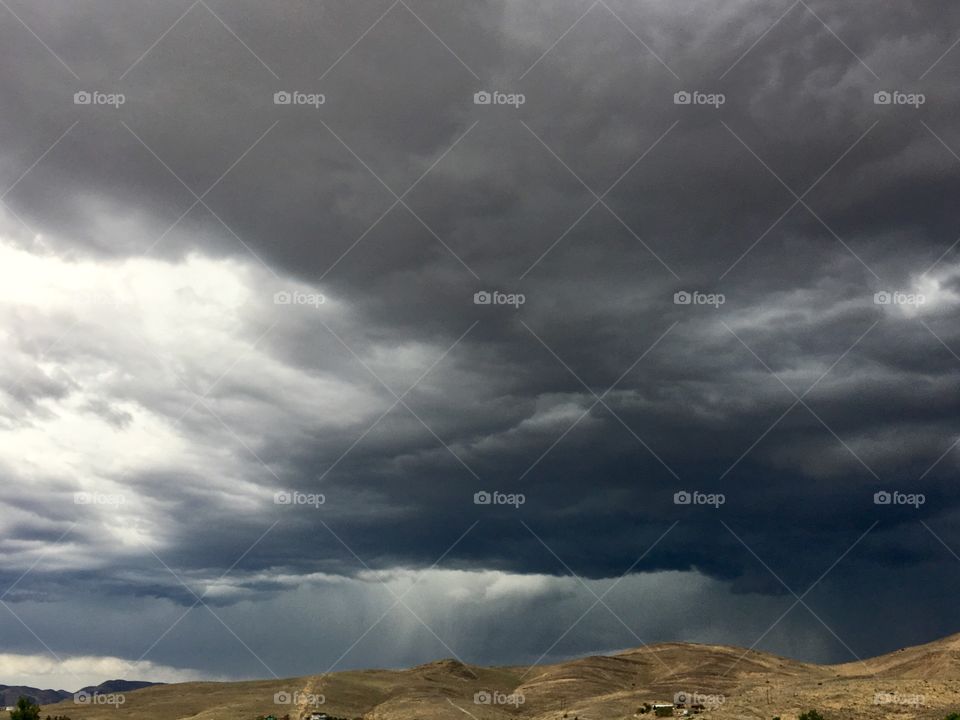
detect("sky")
[0,0,959,692]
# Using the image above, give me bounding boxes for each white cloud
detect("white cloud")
[0,236,377,570]
[0,652,211,691]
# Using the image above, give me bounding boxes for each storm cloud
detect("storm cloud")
[1,0,959,685]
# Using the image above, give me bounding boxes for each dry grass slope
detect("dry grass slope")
[38,634,960,720]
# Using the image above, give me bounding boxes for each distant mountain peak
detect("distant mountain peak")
[0,679,161,708]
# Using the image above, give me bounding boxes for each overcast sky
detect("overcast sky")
[1,0,959,692]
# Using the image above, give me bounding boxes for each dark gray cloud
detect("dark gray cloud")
[1,0,959,684]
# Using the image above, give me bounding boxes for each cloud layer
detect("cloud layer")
[1,0,959,685]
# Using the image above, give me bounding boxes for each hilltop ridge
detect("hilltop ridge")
[35,634,960,720]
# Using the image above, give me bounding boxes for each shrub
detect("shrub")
[10,697,40,720]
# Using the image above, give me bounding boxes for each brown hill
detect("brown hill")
[38,635,960,720]
[833,632,960,680]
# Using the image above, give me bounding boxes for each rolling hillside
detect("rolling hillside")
[31,634,960,720]
[0,680,159,707]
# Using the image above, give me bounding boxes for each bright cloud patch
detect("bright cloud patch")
[0,653,210,691]
[0,236,376,571]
